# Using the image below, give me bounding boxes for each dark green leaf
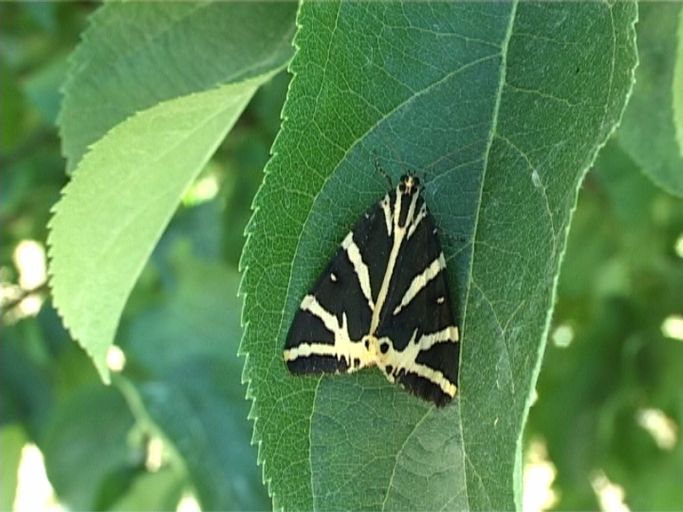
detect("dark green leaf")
[240,2,637,509]
[23,52,69,125]
[0,321,53,432]
[124,248,242,373]
[0,60,28,153]
[122,358,268,512]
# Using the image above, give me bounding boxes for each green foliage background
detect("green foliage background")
[1,2,681,511]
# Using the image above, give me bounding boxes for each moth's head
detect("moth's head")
[398,173,420,195]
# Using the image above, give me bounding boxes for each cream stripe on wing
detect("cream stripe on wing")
[284,295,371,365]
[407,203,427,239]
[404,189,420,229]
[341,233,375,309]
[283,341,341,361]
[301,294,339,335]
[393,253,446,315]
[380,194,393,236]
[370,188,406,334]
[283,338,371,369]
[383,329,457,396]
[405,363,457,397]
[418,326,459,350]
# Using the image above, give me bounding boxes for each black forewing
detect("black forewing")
[376,197,460,405]
[284,198,391,374]
[354,195,393,303]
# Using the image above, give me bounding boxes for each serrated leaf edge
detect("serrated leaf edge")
[237,2,306,509]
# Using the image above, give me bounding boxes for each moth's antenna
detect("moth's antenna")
[372,150,393,189]
[387,131,407,174]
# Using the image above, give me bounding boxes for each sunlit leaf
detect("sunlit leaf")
[49,80,264,382]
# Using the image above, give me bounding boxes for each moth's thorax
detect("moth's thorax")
[398,174,420,195]
[362,335,378,358]
[394,175,424,230]
[361,334,392,369]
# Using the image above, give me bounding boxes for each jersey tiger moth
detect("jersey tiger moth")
[283,172,460,406]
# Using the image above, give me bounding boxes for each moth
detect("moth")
[283,172,460,406]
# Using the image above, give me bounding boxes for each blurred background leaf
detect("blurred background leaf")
[526,140,683,510]
[0,424,27,510]
[41,386,139,510]
[1,2,289,509]
[618,3,683,197]
[118,247,268,510]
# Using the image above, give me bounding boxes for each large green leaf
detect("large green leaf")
[240,2,637,510]
[59,1,296,170]
[618,3,683,197]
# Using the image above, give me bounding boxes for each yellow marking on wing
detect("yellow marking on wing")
[286,296,375,368]
[342,233,375,309]
[407,203,427,239]
[376,328,458,396]
[380,194,393,236]
[393,253,446,315]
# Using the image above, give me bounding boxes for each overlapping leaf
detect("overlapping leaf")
[49,81,259,381]
[59,1,296,170]
[49,2,296,381]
